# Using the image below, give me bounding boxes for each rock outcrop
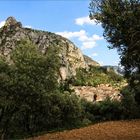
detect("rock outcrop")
[0,17,99,80]
[84,55,100,66]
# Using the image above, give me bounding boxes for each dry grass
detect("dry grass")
[28,120,140,140]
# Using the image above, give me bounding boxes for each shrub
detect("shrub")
[44,92,83,129]
[98,98,123,120]
[80,97,124,122]
[121,86,140,119]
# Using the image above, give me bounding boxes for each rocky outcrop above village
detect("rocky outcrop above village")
[0,17,99,80]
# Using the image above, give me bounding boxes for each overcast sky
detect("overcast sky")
[0,0,120,66]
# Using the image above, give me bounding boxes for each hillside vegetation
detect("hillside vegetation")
[72,66,125,88]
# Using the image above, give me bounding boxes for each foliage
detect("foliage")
[11,39,60,93]
[121,86,140,119]
[40,92,83,130]
[72,66,124,87]
[81,93,140,123]
[81,98,124,122]
[129,73,140,105]
[0,40,83,139]
[89,0,140,104]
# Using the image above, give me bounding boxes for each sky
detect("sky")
[0,0,120,66]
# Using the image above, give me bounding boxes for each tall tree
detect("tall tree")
[0,39,83,139]
[0,39,60,139]
[89,0,140,104]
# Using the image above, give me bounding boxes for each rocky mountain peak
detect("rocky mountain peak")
[4,16,22,28]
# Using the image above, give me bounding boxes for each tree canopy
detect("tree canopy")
[89,0,140,104]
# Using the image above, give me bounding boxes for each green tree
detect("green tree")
[0,40,84,139]
[0,39,60,139]
[89,0,140,104]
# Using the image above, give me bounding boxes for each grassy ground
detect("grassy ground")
[27,120,140,140]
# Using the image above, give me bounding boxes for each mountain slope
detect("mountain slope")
[84,55,100,66]
[0,17,99,80]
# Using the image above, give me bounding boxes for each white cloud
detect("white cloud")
[81,41,96,50]
[88,53,98,58]
[24,25,32,28]
[79,34,103,42]
[56,30,103,50]
[0,21,5,28]
[75,16,97,26]
[56,30,86,39]
[92,53,98,57]
[99,61,104,66]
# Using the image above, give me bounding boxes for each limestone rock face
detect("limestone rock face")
[0,17,99,80]
[84,55,100,66]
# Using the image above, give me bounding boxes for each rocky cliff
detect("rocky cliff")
[0,17,99,80]
[84,55,100,66]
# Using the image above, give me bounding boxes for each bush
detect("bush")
[98,98,123,120]
[43,93,83,129]
[121,86,140,119]
[81,97,124,122]
[80,99,96,122]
